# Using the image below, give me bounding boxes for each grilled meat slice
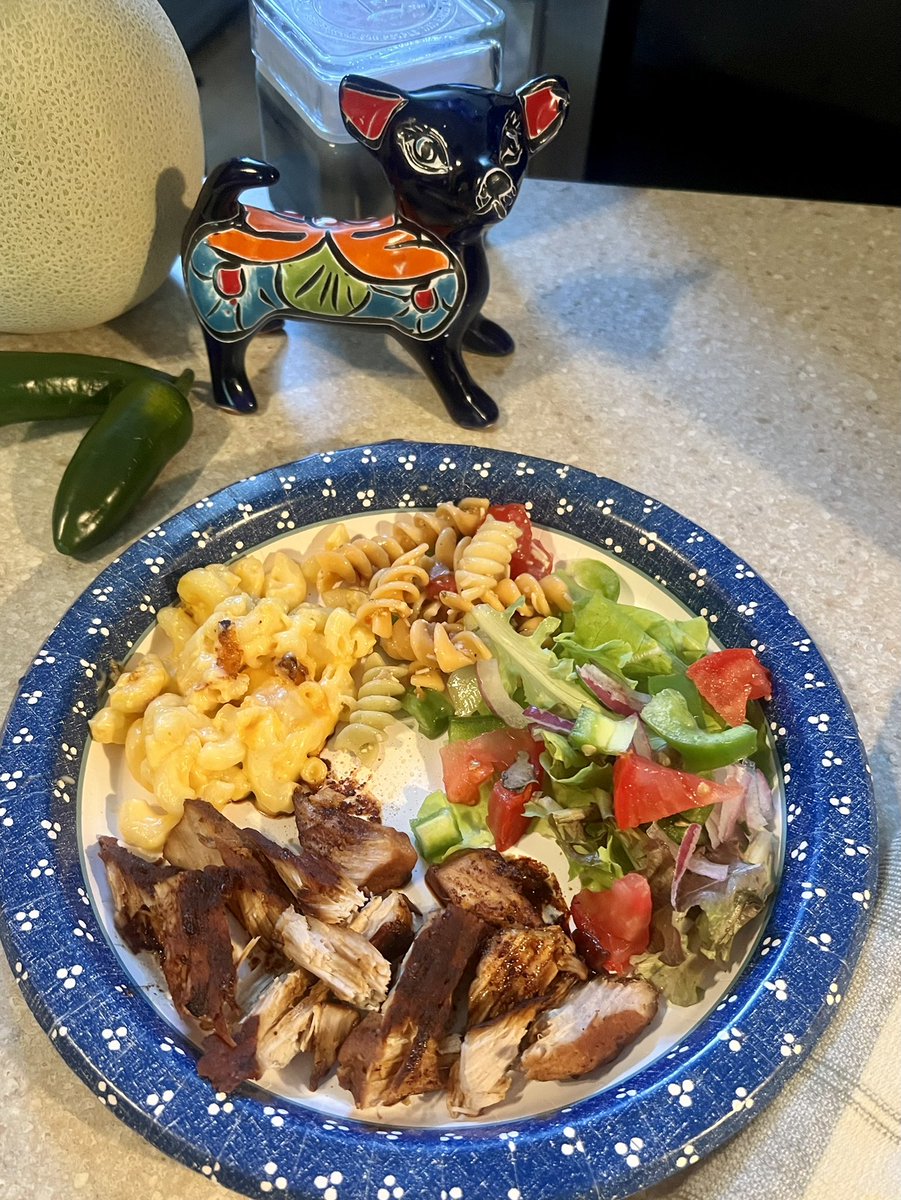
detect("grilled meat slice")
[164,800,293,941]
[281,980,362,1091]
[293,790,417,893]
[275,909,391,1010]
[448,998,546,1117]
[198,968,312,1093]
[309,999,360,1090]
[426,849,567,929]
[521,976,658,1082]
[468,925,588,1025]
[240,826,364,923]
[349,891,417,965]
[336,905,487,1109]
[149,866,239,1041]
[97,836,180,953]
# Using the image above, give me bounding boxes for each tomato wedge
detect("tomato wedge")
[571,874,653,973]
[488,778,538,852]
[487,502,554,578]
[686,648,772,727]
[613,751,744,829]
[425,566,456,600]
[440,728,541,807]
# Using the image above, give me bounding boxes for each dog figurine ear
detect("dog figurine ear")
[516,75,570,152]
[340,74,408,147]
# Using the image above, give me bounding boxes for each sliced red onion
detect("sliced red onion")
[631,717,654,759]
[671,822,703,909]
[522,706,575,735]
[745,769,774,832]
[707,763,754,847]
[578,664,650,716]
[686,856,730,881]
[476,657,529,728]
[501,752,537,792]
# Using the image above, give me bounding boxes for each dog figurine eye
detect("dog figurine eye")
[397,124,452,175]
[499,112,523,165]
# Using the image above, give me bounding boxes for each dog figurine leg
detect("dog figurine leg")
[462,314,515,357]
[203,328,258,414]
[406,334,500,429]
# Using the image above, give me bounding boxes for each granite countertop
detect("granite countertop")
[0,181,898,1200]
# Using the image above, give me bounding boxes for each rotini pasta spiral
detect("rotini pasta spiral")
[492,573,573,617]
[305,533,408,593]
[331,654,410,765]
[389,497,489,553]
[454,515,521,605]
[381,618,491,690]
[356,545,430,638]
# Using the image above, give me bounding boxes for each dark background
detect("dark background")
[163,0,901,207]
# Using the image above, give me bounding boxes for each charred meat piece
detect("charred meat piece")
[240,826,364,923]
[150,866,239,1041]
[426,849,567,929]
[521,976,658,1082]
[294,790,417,893]
[275,909,391,1010]
[336,905,487,1109]
[98,836,180,953]
[448,998,546,1117]
[284,981,362,1091]
[468,926,588,1025]
[198,968,312,1094]
[164,800,293,942]
[349,891,417,966]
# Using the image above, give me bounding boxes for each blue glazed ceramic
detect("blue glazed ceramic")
[0,443,876,1200]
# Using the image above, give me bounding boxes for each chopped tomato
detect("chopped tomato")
[686,649,772,727]
[425,566,456,600]
[487,502,554,578]
[571,874,652,973]
[440,727,541,807]
[613,752,744,829]
[488,778,538,852]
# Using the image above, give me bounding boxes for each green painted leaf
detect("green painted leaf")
[280,241,370,316]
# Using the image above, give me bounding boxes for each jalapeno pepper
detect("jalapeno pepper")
[0,352,181,427]
[52,370,194,556]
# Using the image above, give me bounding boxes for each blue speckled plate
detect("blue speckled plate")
[0,444,876,1200]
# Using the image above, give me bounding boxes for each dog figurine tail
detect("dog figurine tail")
[181,156,280,259]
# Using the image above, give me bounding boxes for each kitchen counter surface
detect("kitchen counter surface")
[0,181,898,1200]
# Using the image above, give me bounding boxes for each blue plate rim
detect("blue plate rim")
[0,441,877,1200]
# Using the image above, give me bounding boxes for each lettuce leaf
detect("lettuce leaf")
[472,605,599,717]
[556,593,709,684]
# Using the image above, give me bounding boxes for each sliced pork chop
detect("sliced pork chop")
[198,968,312,1093]
[448,998,546,1117]
[97,836,180,953]
[293,790,417,893]
[148,866,239,1041]
[426,848,567,929]
[239,825,364,923]
[468,925,588,1025]
[521,976,658,1082]
[275,909,391,1010]
[164,800,293,942]
[337,905,487,1108]
[349,891,417,965]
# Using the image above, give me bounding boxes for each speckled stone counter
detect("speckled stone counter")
[0,182,898,1200]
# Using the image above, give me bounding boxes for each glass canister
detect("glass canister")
[251,0,505,219]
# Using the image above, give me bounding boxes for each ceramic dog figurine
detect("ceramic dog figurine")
[181,73,569,429]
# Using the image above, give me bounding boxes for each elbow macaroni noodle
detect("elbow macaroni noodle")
[89,501,572,852]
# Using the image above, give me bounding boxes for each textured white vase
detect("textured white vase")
[0,0,206,333]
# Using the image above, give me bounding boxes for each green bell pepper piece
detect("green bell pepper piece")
[641,688,757,771]
[400,689,453,739]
